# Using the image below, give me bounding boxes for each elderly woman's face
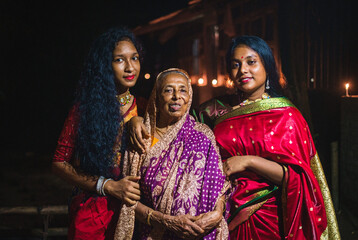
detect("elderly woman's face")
[158,73,190,125]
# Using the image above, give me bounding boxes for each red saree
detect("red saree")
[212,97,340,240]
[53,99,138,240]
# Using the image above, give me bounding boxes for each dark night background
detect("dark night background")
[0,0,357,239]
[0,0,190,156]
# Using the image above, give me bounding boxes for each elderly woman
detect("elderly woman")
[115,68,229,240]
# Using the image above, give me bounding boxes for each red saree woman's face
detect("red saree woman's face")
[112,40,141,94]
[157,73,190,126]
[230,45,267,100]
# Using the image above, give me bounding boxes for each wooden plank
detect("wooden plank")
[40,205,68,215]
[0,205,68,215]
[32,227,68,236]
[0,206,38,214]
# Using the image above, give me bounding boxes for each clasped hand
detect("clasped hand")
[105,176,141,206]
[162,210,221,239]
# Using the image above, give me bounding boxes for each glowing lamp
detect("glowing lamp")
[212,79,218,86]
[345,83,349,97]
[198,78,204,85]
[144,73,151,79]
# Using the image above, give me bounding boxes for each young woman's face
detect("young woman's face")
[112,40,140,94]
[157,73,190,126]
[230,45,267,100]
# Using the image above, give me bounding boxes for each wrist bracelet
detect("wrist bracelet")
[101,178,113,196]
[96,176,105,195]
[147,209,154,226]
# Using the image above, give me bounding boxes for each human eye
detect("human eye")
[132,55,139,61]
[180,88,187,93]
[113,58,124,63]
[231,62,240,69]
[248,59,256,65]
[163,87,173,93]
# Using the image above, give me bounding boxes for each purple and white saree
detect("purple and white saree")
[115,68,228,240]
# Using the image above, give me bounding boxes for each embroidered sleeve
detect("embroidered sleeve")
[53,105,79,162]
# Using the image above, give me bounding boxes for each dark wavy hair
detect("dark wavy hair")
[75,26,143,178]
[226,35,283,97]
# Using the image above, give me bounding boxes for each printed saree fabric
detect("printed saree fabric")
[212,97,340,240]
[115,69,229,240]
[53,99,138,240]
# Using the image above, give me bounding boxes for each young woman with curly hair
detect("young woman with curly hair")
[52,26,144,239]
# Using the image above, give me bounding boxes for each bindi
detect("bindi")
[241,56,244,59]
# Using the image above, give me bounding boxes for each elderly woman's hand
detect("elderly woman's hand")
[128,116,149,153]
[160,214,205,239]
[104,176,141,206]
[193,210,222,234]
[192,196,225,237]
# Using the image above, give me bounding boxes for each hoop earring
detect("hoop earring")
[265,77,270,90]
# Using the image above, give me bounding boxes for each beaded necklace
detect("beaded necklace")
[240,92,270,106]
[233,93,270,110]
[116,90,132,106]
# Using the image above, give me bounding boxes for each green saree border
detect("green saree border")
[214,97,296,126]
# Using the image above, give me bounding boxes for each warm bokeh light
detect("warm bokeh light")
[198,78,204,85]
[144,73,151,79]
[212,79,218,86]
[225,79,234,88]
[345,83,350,96]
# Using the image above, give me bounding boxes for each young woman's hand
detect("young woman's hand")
[223,155,284,185]
[104,176,141,206]
[223,156,251,176]
[128,116,149,153]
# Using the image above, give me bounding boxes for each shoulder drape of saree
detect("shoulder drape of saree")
[114,150,142,240]
[311,154,341,240]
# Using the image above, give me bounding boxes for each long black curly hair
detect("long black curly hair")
[226,35,283,97]
[75,26,143,178]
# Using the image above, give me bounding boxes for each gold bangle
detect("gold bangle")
[147,209,154,226]
[218,198,226,213]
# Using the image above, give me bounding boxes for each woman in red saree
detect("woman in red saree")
[197,35,340,239]
[52,27,144,240]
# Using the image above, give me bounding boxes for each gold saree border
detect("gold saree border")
[214,97,296,126]
[310,154,341,240]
